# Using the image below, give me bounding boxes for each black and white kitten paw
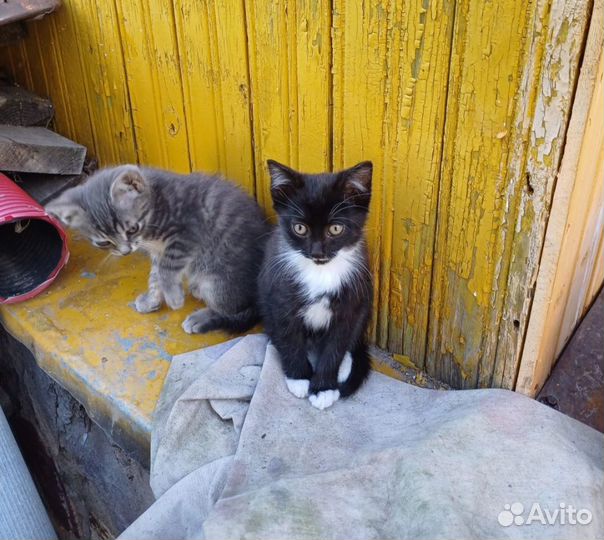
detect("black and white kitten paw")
[134,291,162,313]
[286,378,310,398]
[309,389,340,410]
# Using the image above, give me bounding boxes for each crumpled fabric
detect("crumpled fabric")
[119,334,603,540]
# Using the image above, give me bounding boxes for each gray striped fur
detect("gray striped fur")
[47,165,269,334]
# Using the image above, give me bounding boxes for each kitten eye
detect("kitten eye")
[327,223,344,236]
[93,239,112,248]
[292,223,308,236]
[126,223,140,236]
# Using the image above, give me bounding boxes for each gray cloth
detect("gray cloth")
[120,335,604,540]
[0,407,57,540]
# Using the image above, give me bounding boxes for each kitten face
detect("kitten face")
[46,165,151,256]
[267,160,372,264]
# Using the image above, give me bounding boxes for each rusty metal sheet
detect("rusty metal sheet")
[538,289,604,433]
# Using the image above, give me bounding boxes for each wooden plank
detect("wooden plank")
[492,0,593,390]
[380,1,454,363]
[0,125,86,174]
[11,171,82,204]
[114,0,190,172]
[516,1,603,396]
[555,134,604,352]
[1,2,101,160]
[332,0,455,361]
[0,0,58,26]
[246,0,331,210]
[425,0,538,388]
[0,85,53,126]
[173,0,254,192]
[8,19,49,105]
[62,0,136,164]
[332,0,389,342]
[586,231,604,305]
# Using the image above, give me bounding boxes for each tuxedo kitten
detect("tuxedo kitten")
[47,165,269,334]
[258,160,373,410]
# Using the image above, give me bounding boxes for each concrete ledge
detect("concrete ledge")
[0,235,239,463]
[0,327,154,538]
[0,234,446,467]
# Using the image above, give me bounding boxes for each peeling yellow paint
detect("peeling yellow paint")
[246,0,332,210]
[392,353,417,370]
[0,237,239,451]
[0,0,590,398]
[173,0,255,191]
[114,0,190,172]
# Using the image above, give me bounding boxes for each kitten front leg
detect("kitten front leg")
[134,257,163,313]
[271,328,313,399]
[308,336,350,410]
[308,306,369,409]
[157,243,187,310]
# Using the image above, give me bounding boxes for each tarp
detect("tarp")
[119,334,604,540]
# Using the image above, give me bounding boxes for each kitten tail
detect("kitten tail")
[338,341,371,398]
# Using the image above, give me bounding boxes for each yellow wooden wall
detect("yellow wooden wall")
[517,1,604,397]
[1,0,593,389]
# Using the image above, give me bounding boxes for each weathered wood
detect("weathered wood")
[174,1,254,191]
[426,0,592,389]
[114,1,189,171]
[2,0,598,391]
[11,172,83,204]
[491,0,594,390]
[0,125,86,175]
[516,0,604,396]
[0,85,53,126]
[332,0,455,355]
[0,0,59,26]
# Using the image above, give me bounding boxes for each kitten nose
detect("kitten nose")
[310,242,324,260]
[118,245,132,255]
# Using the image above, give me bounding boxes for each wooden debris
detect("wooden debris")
[0,125,86,175]
[0,85,53,127]
[0,0,59,26]
[11,172,84,205]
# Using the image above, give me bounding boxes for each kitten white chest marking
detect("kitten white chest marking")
[286,242,361,298]
[137,238,166,256]
[302,296,332,330]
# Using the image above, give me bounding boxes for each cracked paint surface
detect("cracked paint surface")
[3,0,590,392]
[0,236,241,453]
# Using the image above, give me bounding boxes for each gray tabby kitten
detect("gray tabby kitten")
[47,165,269,334]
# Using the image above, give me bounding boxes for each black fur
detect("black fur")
[258,160,374,401]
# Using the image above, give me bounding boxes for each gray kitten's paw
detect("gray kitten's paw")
[134,292,162,313]
[164,288,185,310]
[182,308,215,334]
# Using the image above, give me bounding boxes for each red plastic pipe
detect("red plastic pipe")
[0,173,69,303]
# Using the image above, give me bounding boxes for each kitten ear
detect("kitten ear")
[110,166,147,210]
[267,160,299,188]
[267,160,304,208]
[46,189,86,228]
[339,161,373,202]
